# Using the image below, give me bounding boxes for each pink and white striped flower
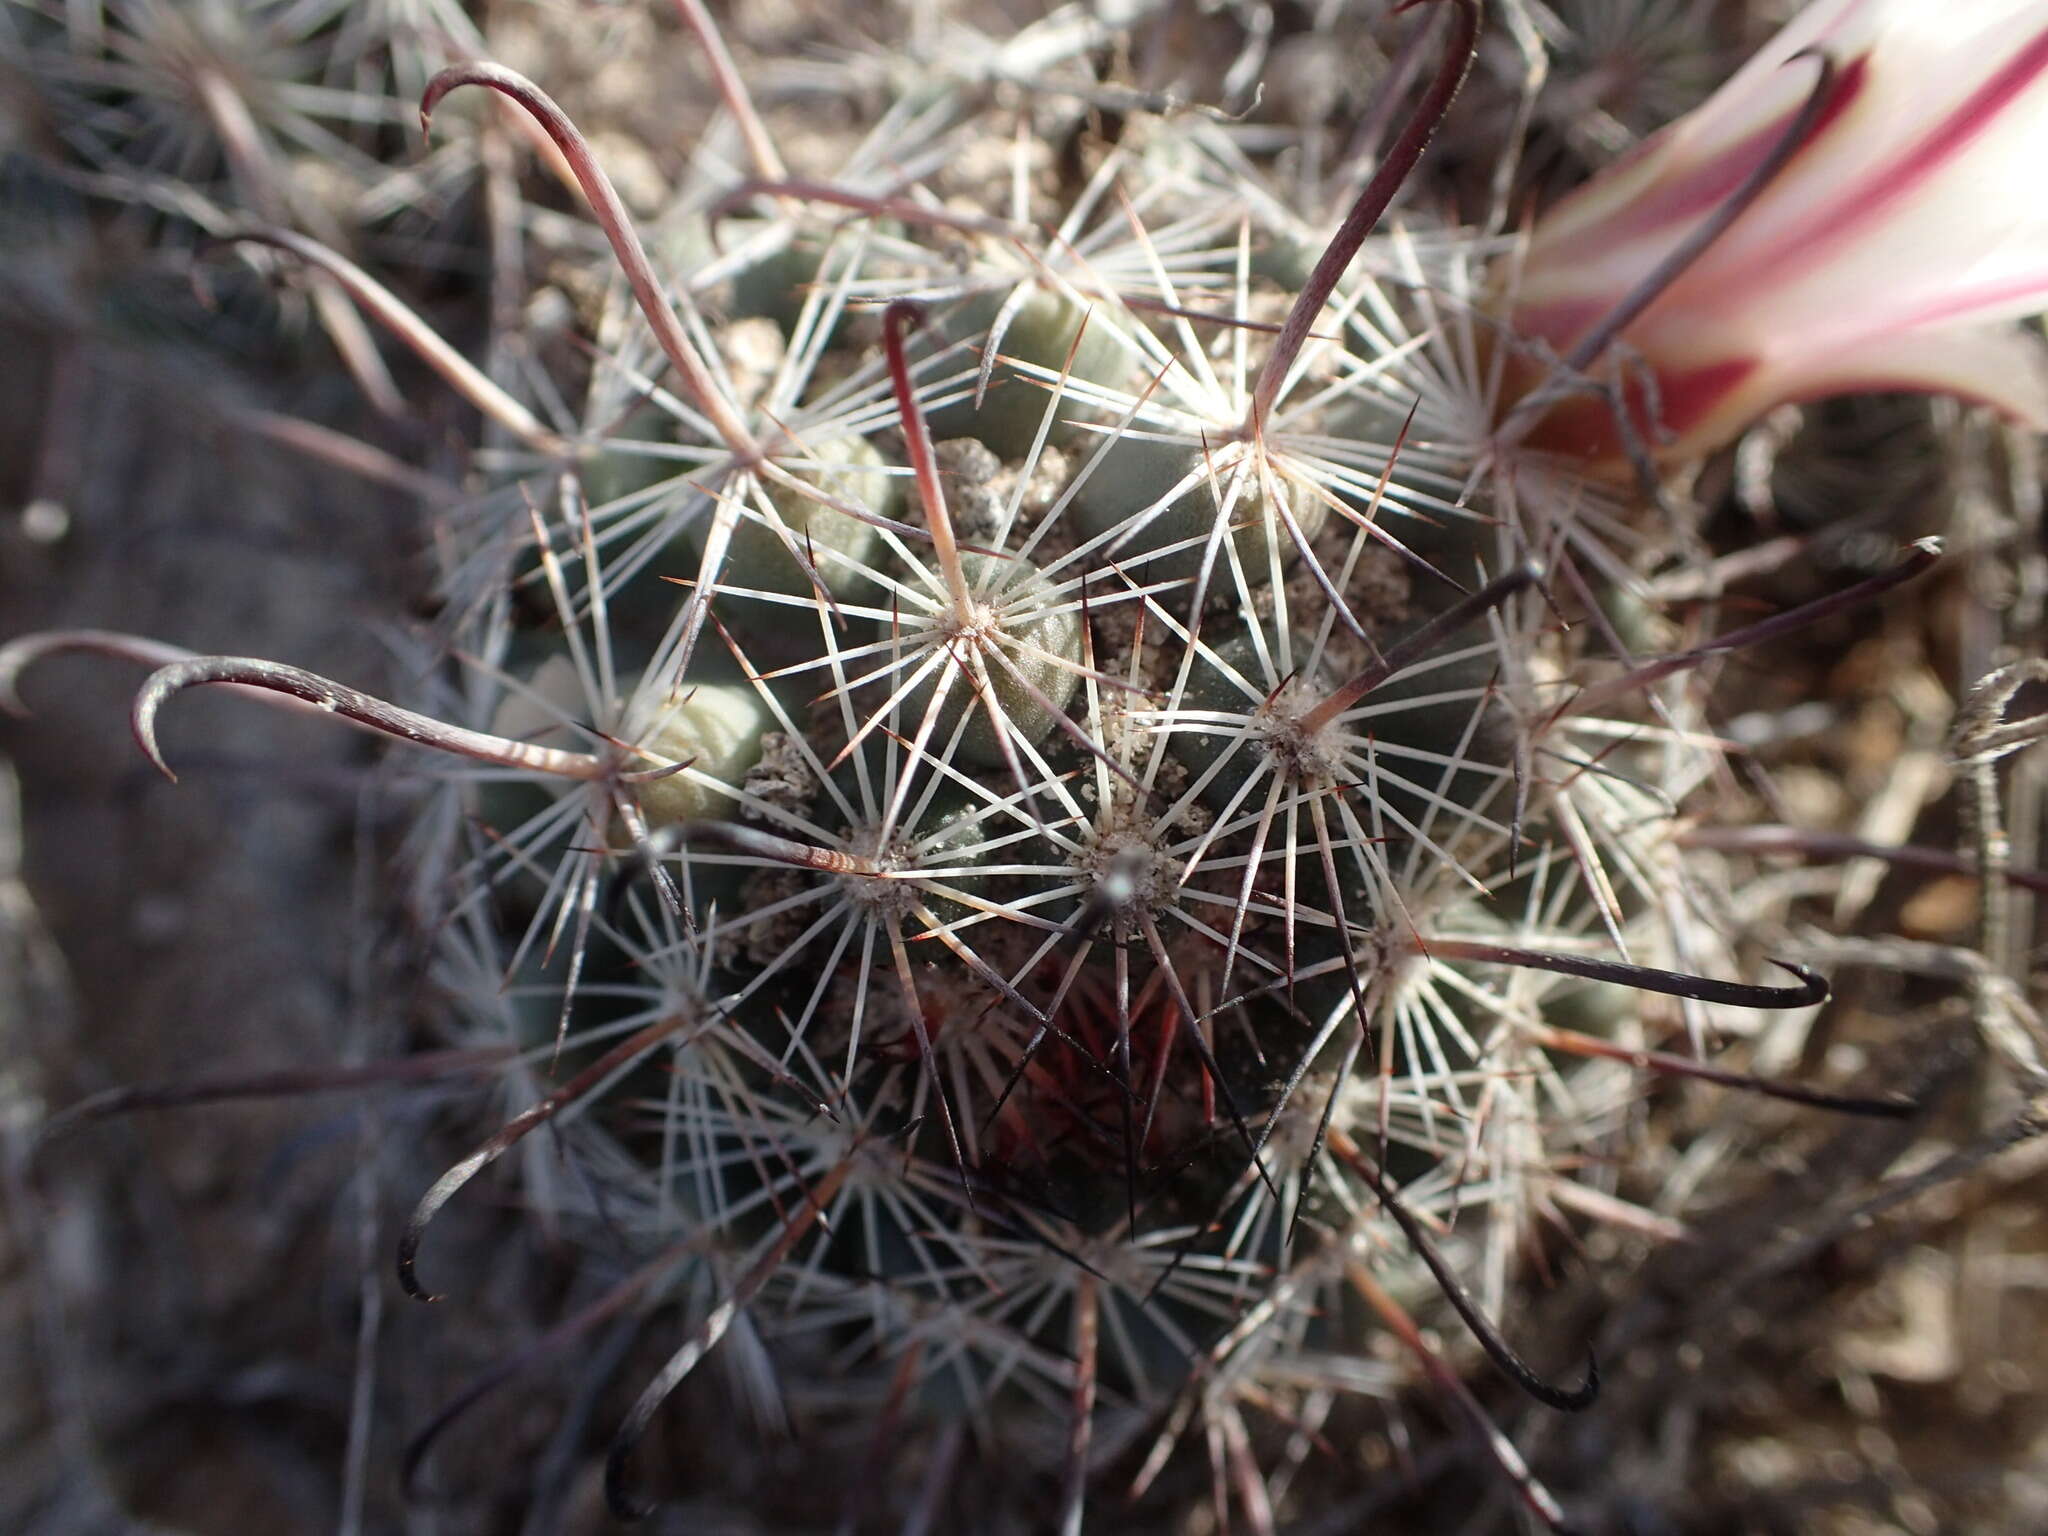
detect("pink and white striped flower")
[1507,0,2048,470]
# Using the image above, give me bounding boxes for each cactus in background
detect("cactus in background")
[6,1,2041,1531]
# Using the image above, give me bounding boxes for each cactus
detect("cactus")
[7,2,2038,1532]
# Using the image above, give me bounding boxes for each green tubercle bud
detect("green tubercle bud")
[1169,624,1279,811]
[726,230,875,349]
[1072,436,1327,593]
[728,233,828,335]
[576,404,684,512]
[628,681,769,827]
[926,286,1129,458]
[489,658,769,827]
[711,433,894,599]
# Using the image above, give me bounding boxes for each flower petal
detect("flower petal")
[1667,323,2048,463]
[1524,1,2048,344]
[1512,0,2048,466]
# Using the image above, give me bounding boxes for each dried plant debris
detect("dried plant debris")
[3,1,2048,1533]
